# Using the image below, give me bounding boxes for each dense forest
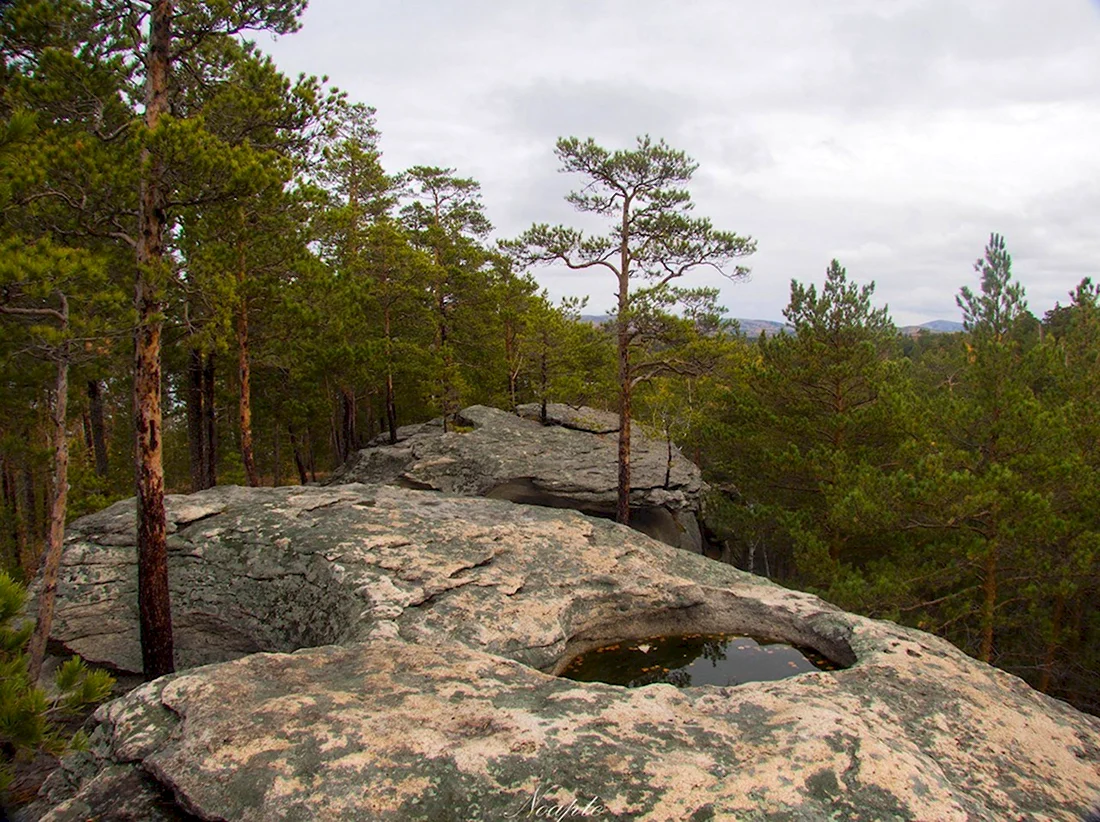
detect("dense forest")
[1,0,1098,723]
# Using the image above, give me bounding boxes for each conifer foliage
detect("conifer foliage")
[0,572,114,794]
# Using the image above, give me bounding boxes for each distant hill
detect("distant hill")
[580,314,963,337]
[581,314,793,335]
[736,319,792,337]
[900,320,964,336]
[579,314,612,325]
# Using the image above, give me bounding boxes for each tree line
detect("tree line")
[679,241,1100,716]
[1,1,1097,717]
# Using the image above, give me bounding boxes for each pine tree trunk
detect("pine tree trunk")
[81,408,93,458]
[1039,593,1064,694]
[617,358,632,526]
[340,389,356,461]
[616,213,632,526]
[384,307,398,445]
[433,256,451,433]
[363,393,374,445]
[289,425,308,486]
[330,399,342,468]
[186,350,205,492]
[272,420,281,487]
[134,0,175,680]
[87,379,108,479]
[664,426,673,489]
[979,542,998,663]
[19,455,37,576]
[385,375,398,445]
[1,460,16,569]
[3,460,28,574]
[28,339,70,682]
[504,318,517,411]
[22,458,37,565]
[237,297,259,487]
[202,352,217,489]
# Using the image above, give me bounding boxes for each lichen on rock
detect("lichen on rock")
[22,482,1100,820]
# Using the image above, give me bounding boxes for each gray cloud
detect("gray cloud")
[263,0,1100,323]
[488,79,701,146]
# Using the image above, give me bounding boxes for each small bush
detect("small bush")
[0,572,114,794]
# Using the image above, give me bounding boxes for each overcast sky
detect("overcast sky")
[262,0,1100,325]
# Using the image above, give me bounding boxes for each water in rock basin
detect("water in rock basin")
[560,633,839,688]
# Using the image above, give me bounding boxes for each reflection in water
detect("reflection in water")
[560,633,839,689]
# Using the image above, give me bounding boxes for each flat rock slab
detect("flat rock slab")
[515,402,621,434]
[329,404,708,552]
[28,485,1100,820]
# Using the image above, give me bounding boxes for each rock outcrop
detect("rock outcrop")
[329,404,708,553]
[27,484,1100,821]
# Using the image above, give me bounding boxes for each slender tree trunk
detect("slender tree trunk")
[431,251,452,432]
[21,459,37,562]
[4,460,28,574]
[81,408,93,458]
[272,420,281,487]
[1039,593,1064,694]
[330,398,342,468]
[340,388,356,461]
[504,318,518,411]
[202,352,217,489]
[664,425,673,489]
[87,379,108,478]
[384,307,398,445]
[539,331,549,425]
[186,350,204,492]
[306,429,316,482]
[1,460,16,568]
[363,393,374,444]
[134,0,175,680]
[327,380,342,467]
[288,425,308,486]
[616,200,632,525]
[28,335,70,681]
[617,358,632,526]
[979,542,998,663]
[237,296,259,487]
[1,461,11,519]
[385,375,398,445]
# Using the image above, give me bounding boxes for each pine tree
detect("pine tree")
[0,572,114,797]
[507,136,755,524]
[401,166,492,429]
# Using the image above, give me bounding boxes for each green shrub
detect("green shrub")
[0,572,114,793]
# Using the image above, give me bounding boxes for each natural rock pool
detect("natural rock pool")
[559,633,841,688]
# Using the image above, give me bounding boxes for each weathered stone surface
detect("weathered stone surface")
[515,402,620,434]
[29,484,1100,821]
[39,484,838,676]
[330,404,708,552]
